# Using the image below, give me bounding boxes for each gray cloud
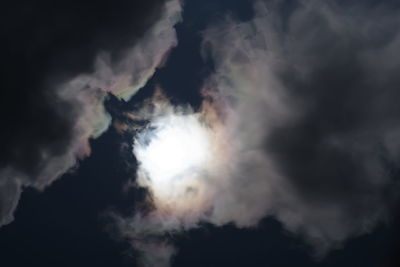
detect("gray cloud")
[0,0,182,227]
[201,0,400,255]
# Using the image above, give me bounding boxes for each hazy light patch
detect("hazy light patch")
[135,114,211,183]
[133,111,215,216]
[116,90,234,266]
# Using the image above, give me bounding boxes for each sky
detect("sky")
[1,0,400,266]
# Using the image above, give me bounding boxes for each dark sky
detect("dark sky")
[1,0,400,266]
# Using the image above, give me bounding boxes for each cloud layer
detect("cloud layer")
[3,0,400,266]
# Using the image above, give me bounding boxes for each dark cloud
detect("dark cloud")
[267,0,400,244]
[0,0,181,226]
[202,0,400,255]
[1,0,163,172]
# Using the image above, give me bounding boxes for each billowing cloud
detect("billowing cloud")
[0,0,182,227]
[201,0,400,255]
[113,0,400,265]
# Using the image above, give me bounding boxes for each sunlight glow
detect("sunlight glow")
[133,112,214,214]
[135,113,211,182]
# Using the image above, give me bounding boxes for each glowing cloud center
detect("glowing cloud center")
[133,112,214,214]
[136,113,211,181]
